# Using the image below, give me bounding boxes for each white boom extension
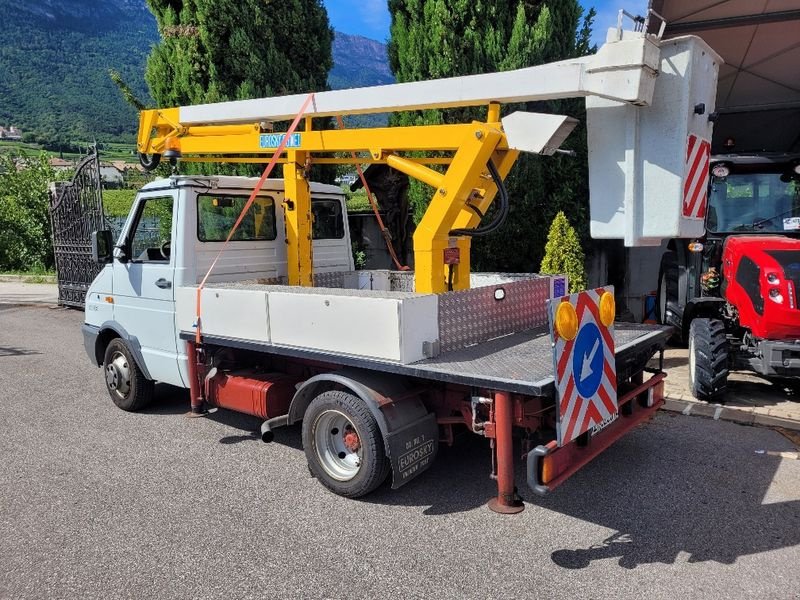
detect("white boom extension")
[178,35,661,125]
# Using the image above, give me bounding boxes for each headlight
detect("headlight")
[767,273,780,284]
[769,288,784,304]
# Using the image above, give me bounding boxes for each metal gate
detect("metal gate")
[48,150,105,308]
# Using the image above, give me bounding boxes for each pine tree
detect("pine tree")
[387,1,595,272]
[540,210,586,293]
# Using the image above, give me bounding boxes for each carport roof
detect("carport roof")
[649,0,800,153]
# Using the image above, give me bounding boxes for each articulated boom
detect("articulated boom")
[137,33,662,293]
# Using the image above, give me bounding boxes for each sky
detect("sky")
[322,1,649,47]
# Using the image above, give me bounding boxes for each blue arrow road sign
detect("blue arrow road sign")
[572,321,604,398]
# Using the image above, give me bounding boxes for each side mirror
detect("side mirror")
[91,230,114,264]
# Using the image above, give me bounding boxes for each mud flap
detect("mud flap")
[385,412,438,489]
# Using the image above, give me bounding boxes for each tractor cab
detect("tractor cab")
[706,154,800,237]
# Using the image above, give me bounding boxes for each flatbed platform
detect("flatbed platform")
[182,323,671,397]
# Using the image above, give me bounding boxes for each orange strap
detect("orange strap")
[334,116,410,272]
[195,93,316,343]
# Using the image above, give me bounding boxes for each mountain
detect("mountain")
[0,1,392,144]
[330,32,394,90]
[0,0,157,142]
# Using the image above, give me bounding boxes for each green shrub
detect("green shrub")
[540,211,587,293]
[0,153,55,271]
[345,187,372,213]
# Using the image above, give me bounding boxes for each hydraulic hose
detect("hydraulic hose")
[139,152,161,171]
[449,158,508,237]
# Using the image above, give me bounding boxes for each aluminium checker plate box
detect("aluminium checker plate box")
[177,274,562,365]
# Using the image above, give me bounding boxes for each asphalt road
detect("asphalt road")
[1,304,799,599]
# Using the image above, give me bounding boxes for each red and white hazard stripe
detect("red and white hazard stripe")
[553,288,617,445]
[683,134,711,219]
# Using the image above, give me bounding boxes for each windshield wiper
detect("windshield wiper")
[753,207,799,228]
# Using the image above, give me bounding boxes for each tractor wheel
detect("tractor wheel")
[657,252,685,345]
[688,318,729,402]
[302,390,390,498]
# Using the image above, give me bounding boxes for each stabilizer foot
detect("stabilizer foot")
[487,496,525,514]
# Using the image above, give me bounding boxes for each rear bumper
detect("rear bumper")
[527,373,665,495]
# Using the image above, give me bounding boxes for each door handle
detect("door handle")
[155,278,172,289]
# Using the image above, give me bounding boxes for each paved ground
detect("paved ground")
[0,282,58,305]
[1,302,799,598]
[658,348,800,430]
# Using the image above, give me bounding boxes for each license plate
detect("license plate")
[591,412,618,436]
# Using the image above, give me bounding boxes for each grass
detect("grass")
[103,189,137,217]
[0,140,137,162]
[0,266,55,276]
[0,267,56,284]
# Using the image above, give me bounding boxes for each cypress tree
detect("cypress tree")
[144,1,333,177]
[540,210,587,293]
[387,0,595,272]
[145,0,333,107]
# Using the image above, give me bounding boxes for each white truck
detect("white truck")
[82,17,719,512]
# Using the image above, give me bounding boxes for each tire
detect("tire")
[302,390,390,498]
[688,318,729,402]
[102,338,154,411]
[657,251,684,344]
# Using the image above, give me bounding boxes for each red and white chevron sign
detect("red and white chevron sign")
[683,133,711,219]
[548,288,618,446]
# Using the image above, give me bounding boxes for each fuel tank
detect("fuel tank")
[722,235,800,340]
[207,370,299,419]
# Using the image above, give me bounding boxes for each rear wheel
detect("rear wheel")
[302,390,389,498]
[103,338,154,411]
[688,318,729,402]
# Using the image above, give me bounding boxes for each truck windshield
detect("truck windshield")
[708,173,800,234]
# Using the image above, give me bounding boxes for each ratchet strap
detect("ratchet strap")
[194,93,316,343]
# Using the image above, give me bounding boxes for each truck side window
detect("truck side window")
[312,199,344,239]
[197,194,276,241]
[130,196,174,262]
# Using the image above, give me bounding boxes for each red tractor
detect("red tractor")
[657,154,800,401]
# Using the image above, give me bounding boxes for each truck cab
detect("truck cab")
[82,175,352,391]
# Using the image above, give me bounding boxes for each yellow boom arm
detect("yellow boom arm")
[136,33,661,292]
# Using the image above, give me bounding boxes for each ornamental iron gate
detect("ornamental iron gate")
[48,149,105,308]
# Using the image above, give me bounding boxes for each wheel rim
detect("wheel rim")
[689,334,697,386]
[312,409,363,482]
[105,351,131,399]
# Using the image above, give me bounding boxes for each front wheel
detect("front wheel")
[688,318,729,402]
[302,390,390,498]
[103,338,154,411]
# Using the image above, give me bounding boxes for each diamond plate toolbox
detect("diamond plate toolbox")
[438,277,551,353]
